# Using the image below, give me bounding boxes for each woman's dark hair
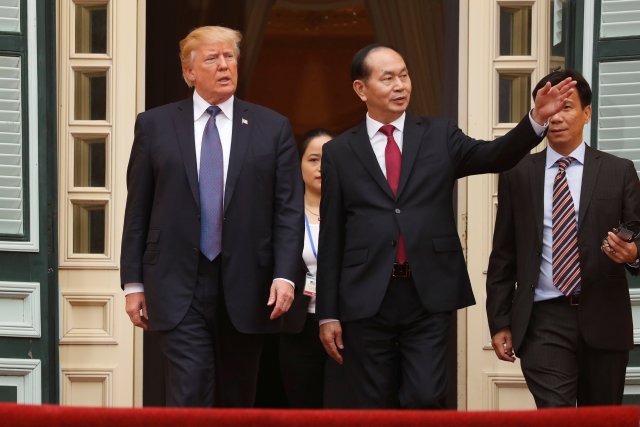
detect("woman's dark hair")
[297,128,334,158]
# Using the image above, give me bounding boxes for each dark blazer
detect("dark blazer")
[316,114,545,322]
[486,146,640,353]
[120,97,304,333]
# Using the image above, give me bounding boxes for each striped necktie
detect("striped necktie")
[199,105,223,261]
[552,156,581,295]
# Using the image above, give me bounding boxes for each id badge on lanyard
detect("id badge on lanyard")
[303,214,318,297]
[303,272,316,296]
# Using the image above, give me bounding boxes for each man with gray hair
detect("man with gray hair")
[121,26,303,407]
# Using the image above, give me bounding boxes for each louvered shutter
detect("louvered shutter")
[0,0,20,33]
[598,60,640,175]
[601,0,640,38]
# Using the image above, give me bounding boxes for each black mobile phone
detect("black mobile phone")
[603,221,639,249]
[612,226,635,243]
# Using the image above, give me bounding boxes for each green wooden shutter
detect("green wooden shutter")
[597,60,640,174]
[0,55,24,236]
[0,0,57,404]
[592,0,640,406]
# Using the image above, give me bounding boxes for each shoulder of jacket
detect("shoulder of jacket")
[235,98,288,122]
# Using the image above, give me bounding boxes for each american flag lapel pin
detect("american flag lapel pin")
[242,118,248,125]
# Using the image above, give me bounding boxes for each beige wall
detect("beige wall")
[462,0,552,410]
[57,0,144,407]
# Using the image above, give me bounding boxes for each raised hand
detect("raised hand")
[531,77,577,125]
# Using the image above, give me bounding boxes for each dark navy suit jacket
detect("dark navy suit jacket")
[121,97,304,333]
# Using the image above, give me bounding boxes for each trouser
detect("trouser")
[520,297,629,407]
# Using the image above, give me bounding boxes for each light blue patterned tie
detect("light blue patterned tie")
[199,105,223,261]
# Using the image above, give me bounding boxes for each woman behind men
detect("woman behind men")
[280,129,333,407]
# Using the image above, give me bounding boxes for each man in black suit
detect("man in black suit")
[486,69,640,407]
[121,26,303,407]
[316,44,576,408]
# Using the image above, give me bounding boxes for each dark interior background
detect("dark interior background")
[144,0,458,408]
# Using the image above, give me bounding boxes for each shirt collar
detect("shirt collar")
[366,112,406,139]
[192,91,234,121]
[546,142,586,169]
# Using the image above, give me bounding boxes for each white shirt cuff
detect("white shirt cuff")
[528,109,548,137]
[319,318,339,326]
[275,278,295,289]
[124,283,144,295]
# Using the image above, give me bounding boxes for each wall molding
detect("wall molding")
[60,292,116,344]
[0,281,40,337]
[624,367,640,399]
[484,371,534,410]
[630,288,640,345]
[61,367,113,407]
[0,358,41,403]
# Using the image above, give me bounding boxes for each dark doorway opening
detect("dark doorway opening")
[143,0,458,408]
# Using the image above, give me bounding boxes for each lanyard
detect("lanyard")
[304,214,318,260]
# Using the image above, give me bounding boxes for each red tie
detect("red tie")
[380,125,407,264]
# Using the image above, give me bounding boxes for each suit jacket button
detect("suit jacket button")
[391,240,397,247]
[192,247,198,253]
[395,208,401,214]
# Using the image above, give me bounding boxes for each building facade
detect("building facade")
[0,0,638,409]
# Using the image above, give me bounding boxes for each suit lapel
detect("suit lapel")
[224,98,251,213]
[396,114,424,198]
[174,99,199,208]
[529,150,546,246]
[348,122,395,200]
[578,145,601,229]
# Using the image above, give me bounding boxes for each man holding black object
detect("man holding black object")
[486,69,640,407]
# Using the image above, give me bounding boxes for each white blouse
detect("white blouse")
[303,222,319,314]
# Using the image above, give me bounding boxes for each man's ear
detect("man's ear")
[584,104,592,124]
[353,80,367,102]
[183,65,195,83]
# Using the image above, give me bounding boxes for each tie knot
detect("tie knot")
[380,125,395,138]
[207,105,221,117]
[556,156,575,172]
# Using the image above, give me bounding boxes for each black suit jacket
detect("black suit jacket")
[316,114,545,322]
[486,146,640,352]
[120,97,304,333]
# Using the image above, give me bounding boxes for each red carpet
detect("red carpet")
[0,403,638,427]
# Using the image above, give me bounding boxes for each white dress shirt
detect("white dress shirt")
[193,91,234,189]
[534,143,585,302]
[365,112,406,175]
[125,91,294,295]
